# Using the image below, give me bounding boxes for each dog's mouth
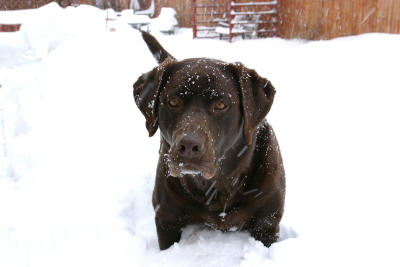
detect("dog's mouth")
[167,113,218,179]
[168,161,217,179]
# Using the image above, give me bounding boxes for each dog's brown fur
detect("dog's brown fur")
[133,32,285,250]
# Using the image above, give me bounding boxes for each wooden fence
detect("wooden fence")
[277,0,400,40]
[154,0,193,27]
[153,0,400,40]
[3,0,399,39]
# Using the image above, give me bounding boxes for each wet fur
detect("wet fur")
[133,31,285,250]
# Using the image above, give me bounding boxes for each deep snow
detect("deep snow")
[1,3,400,267]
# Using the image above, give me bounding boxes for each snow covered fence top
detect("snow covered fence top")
[0,6,35,32]
[0,2,110,32]
[0,7,38,25]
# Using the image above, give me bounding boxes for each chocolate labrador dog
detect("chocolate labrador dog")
[133,32,285,250]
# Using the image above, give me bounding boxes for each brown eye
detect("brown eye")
[169,98,181,108]
[214,102,226,110]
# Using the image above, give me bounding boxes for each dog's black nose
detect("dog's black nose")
[176,134,205,160]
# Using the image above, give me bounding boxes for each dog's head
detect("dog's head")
[133,33,275,179]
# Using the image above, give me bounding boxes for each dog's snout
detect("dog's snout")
[177,134,205,160]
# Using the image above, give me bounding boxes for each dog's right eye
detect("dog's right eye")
[214,102,226,110]
[168,98,181,108]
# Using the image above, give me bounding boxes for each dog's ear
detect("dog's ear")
[133,60,172,136]
[229,63,276,145]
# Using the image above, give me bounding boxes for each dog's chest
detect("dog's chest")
[203,200,249,232]
[201,189,250,230]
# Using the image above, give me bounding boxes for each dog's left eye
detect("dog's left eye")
[169,98,181,108]
[214,102,226,111]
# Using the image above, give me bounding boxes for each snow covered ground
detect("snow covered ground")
[1,3,400,267]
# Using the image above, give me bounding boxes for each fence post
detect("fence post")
[229,1,234,42]
[192,0,197,39]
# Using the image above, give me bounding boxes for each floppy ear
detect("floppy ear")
[230,63,276,145]
[133,60,172,136]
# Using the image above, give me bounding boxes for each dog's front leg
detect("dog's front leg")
[248,224,279,247]
[248,209,283,247]
[155,217,182,250]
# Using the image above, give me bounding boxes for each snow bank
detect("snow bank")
[1,3,400,267]
[0,3,131,65]
[0,7,38,24]
[19,3,106,59]
[149,7,178,33]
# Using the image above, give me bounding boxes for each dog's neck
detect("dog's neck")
[159,122,260,211]
[213,128,257,205]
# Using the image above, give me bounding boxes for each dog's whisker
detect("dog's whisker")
[154,204,160,214]
[254,191,263,198]
[237,145,248,158]
[243,188,258,196]
[206,188,218,205]
[232,176,239,186]
[239,222,246,231]
[205,180,216,196]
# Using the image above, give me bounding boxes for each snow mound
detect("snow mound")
[149,7,178,33]
[19,3,107,59]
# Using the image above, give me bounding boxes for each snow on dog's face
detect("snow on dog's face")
[158,59,242,179]
[134,58,275,179]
